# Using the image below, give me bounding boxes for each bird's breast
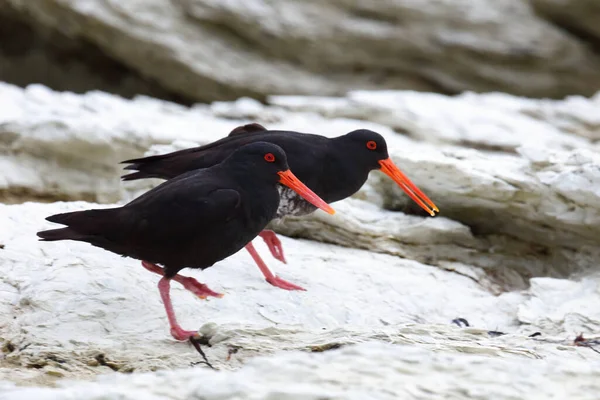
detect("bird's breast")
[275,186,317,218]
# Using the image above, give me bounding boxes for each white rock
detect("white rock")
[270,198,600,293]
[2,83,600,251]
[1,201,600,393]
[518,275,600,335]
[270,90,594,152]
[3,341,600,400]
[2,83,600,395]
[0,83,242,202]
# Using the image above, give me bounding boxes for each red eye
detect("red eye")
[366,140,377,150]
[264,153,275,162]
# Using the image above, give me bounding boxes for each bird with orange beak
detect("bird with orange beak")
[122,124,439,290]
[38,142,335,341]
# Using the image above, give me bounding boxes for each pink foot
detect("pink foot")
[142,261,223,299]
[266,275,306,291]
[157,277,201,341]
[170,326,200,341]
[245,242,307,291]
[259,230,286,264]
[176,276,224,299]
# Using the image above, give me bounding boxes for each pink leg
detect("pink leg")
[258,230,286,264]
[173,275,224,299]
[157,277,198,341]
[245,242,306,291]
[141,261,223,299]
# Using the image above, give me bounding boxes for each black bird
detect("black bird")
[121,124,439,291]
[37,142,335,341]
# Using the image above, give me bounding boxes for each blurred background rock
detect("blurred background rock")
[2,0,600,103]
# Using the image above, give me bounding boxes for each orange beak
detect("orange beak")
[278,170,335,215]
[378,158,439,217]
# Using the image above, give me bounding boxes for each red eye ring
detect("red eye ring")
[264,153,275,162]
[366,140,377,150]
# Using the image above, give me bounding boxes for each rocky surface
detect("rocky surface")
[3,0,600,101]
[3,341,600,400]
[531,0,600,45]
[1,82,600,397]
[1,82,599,287]
[1,201,600,397]
[0,4,184,103]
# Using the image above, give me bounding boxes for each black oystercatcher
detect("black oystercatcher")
[122,124,439,290]
[37,142,335,341]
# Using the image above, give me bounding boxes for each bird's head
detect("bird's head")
[341,129,439,217]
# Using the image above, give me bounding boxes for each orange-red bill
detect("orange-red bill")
[378,158,439,217]
[278,170,335,215]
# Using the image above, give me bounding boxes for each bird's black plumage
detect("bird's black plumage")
[116,124,436,297]
[39,142,335,341]
[122,124,396,218]
[39,142,300,277]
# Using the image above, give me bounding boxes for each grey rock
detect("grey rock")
[0,4,184,103]
[532,0,600,44]
[3,0,600,101]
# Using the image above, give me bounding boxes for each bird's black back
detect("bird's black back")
[122,126,330,186]
[121,125,375,206]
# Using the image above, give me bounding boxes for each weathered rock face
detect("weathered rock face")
[0,4,184,103]
[2,83,599,282]
[1,83,600,396]
[3,343,600,400]
[3,0,600,101]
[532,0,600,44]
[1,202,600,395]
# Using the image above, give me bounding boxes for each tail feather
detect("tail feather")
[37,227,85,241]
[120,153,180,181]
[120,153,164,166]
[45,209,112,230]
[120,123,268,181]
[37,225,131,257]
[38,207,133,257]
[121,170,157,181]
[123,163,141,171]
[40,208,120,238]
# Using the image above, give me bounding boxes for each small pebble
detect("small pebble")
[45,368,65,378]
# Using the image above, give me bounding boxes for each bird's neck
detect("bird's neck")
[224,162,277,190]
[322,139,371,202]
[221,162,281,221]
